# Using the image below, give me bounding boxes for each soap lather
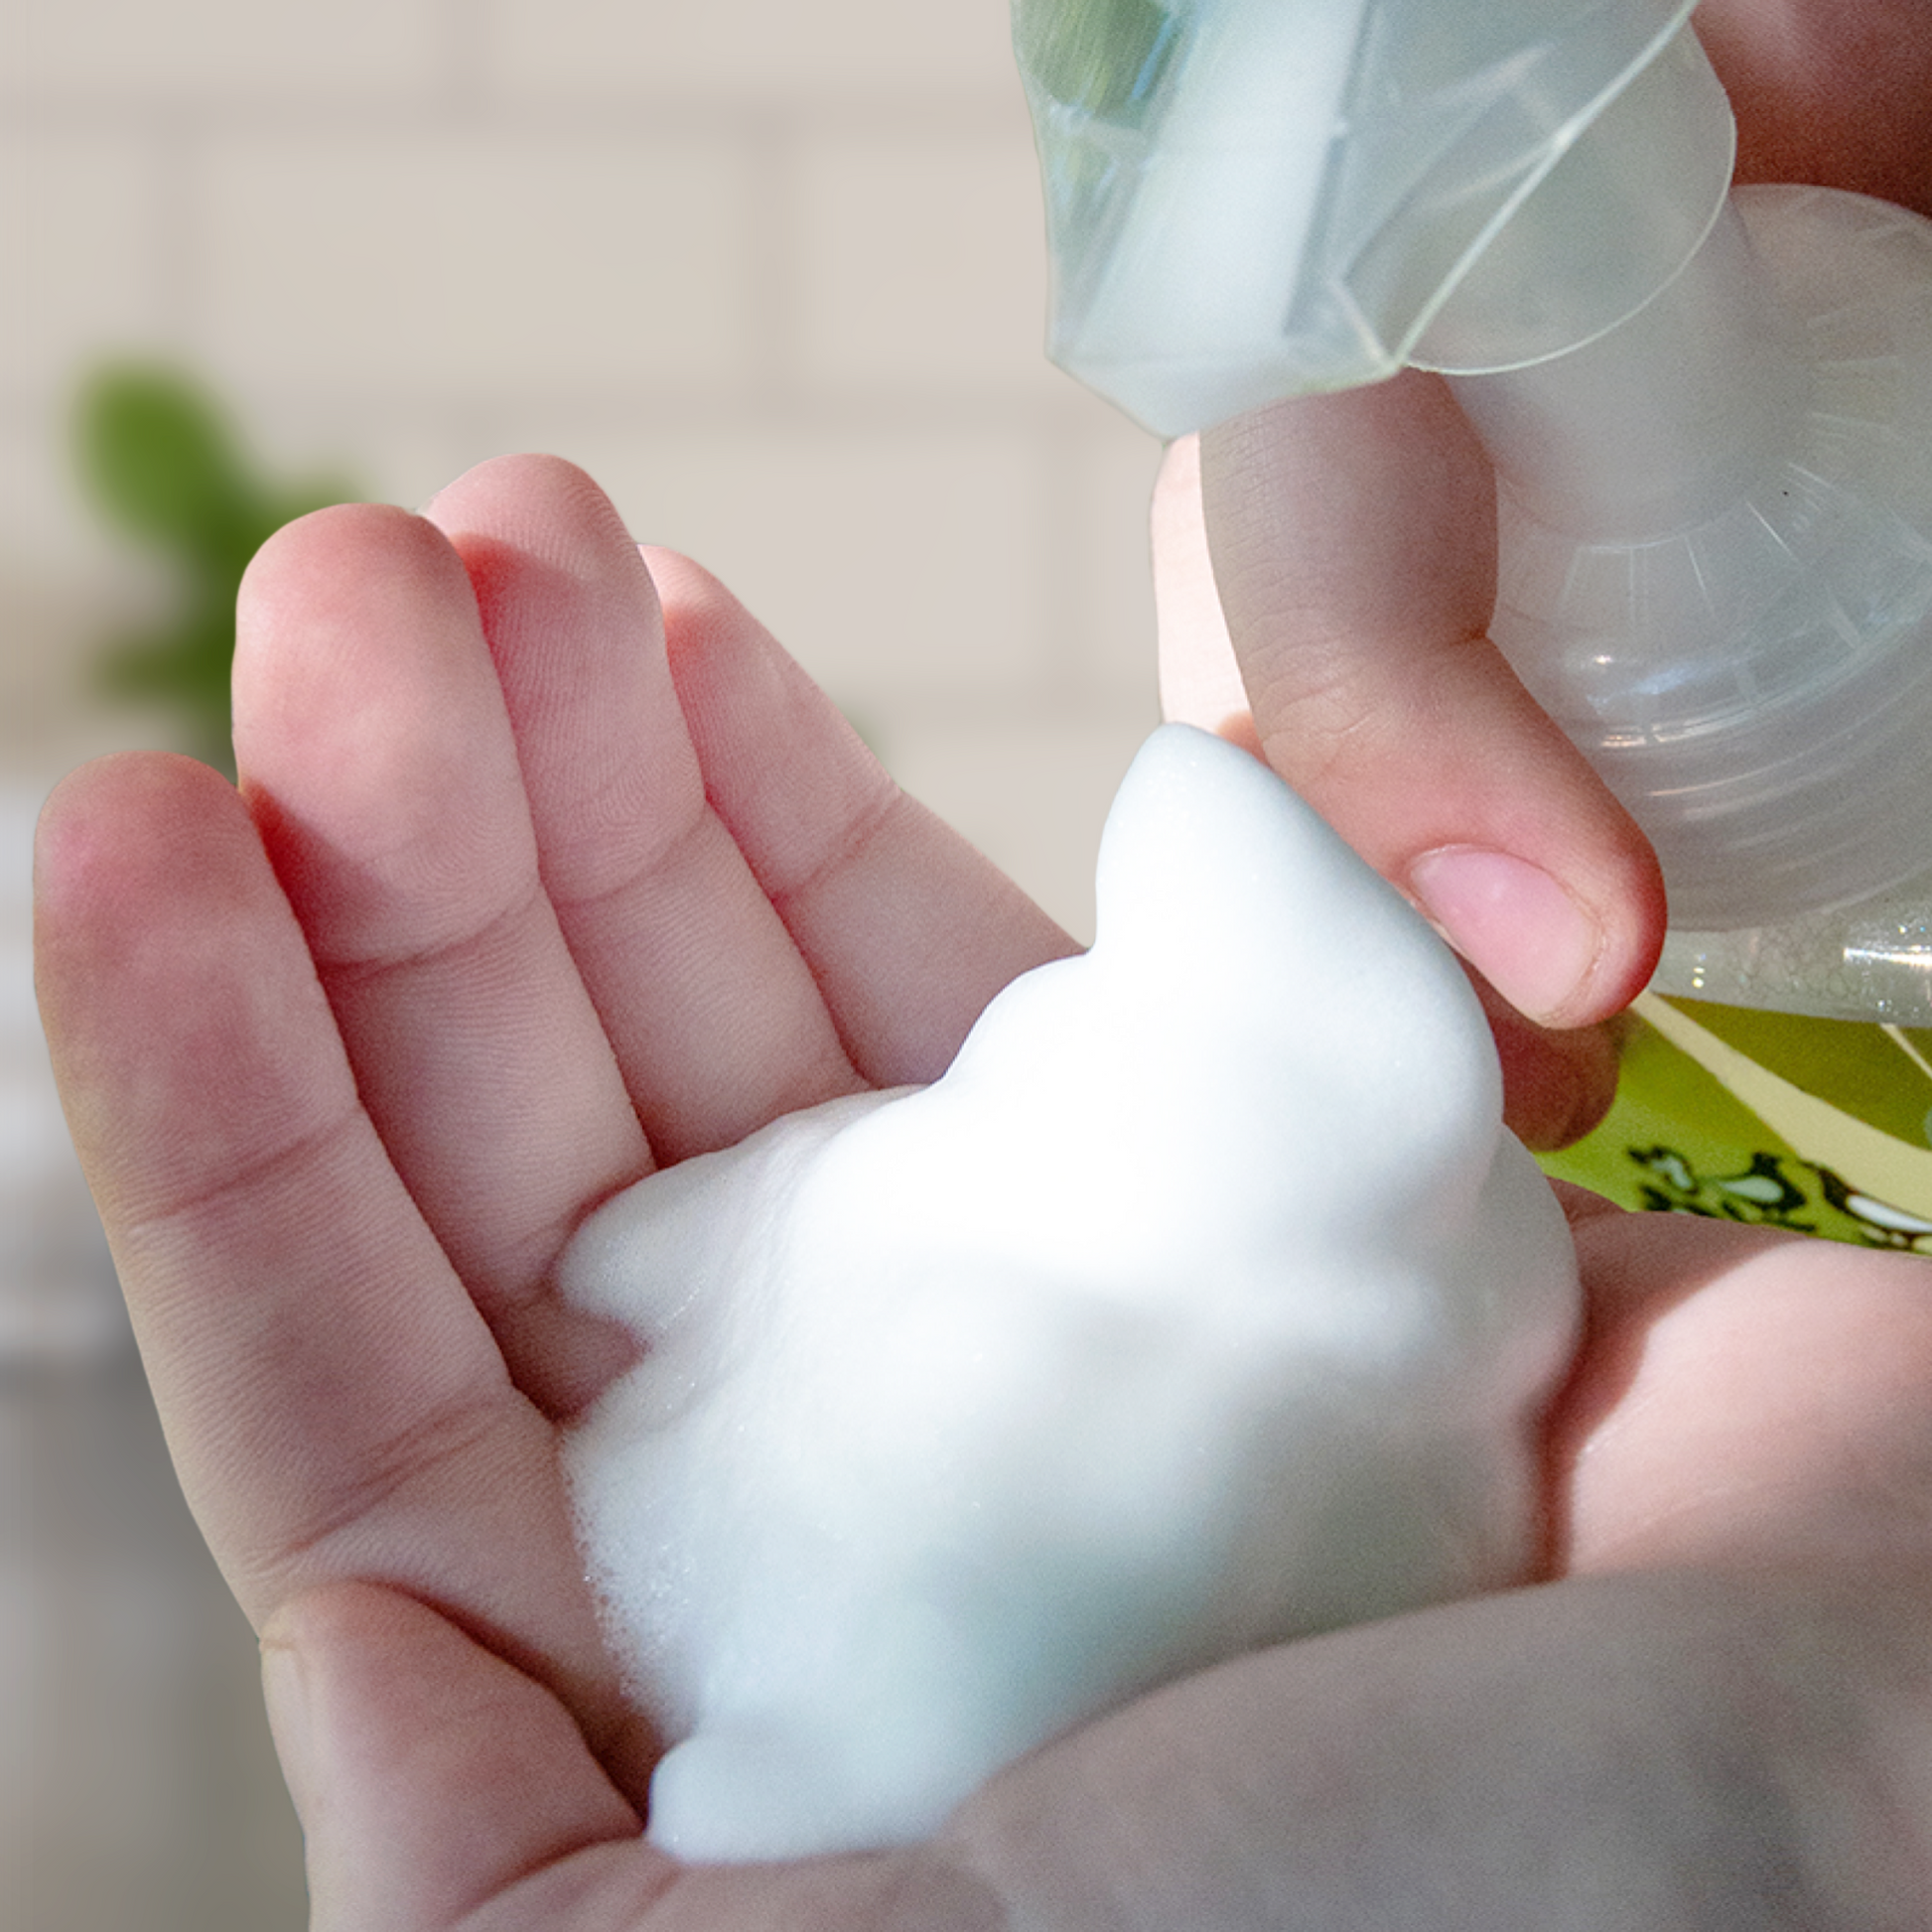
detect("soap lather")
[556,0,1932,1860]
[563,728,1579,1861]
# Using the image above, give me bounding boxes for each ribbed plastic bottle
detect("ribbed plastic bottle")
[1015,0,1932,1248]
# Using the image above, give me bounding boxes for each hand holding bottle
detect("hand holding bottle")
[1153,0,1932,1048]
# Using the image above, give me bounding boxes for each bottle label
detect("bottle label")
[1540,995,1932,1252]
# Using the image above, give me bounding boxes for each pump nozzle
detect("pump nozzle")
[1015,0,1725,437]
[1018,0,1932,952]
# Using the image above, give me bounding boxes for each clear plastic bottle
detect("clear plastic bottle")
[1015,0,1932,1246]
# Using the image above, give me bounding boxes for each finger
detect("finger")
[265,1583,1012,1932]
[647,548,1080,1088]
[1699,0,1932,216]
[232,503,646,1414]
[1154,435,1629,1136]
[1151,434,1256,752]
[424,456,870,1164]
[35,756,646,1789]
[1463,969,1620,1153]
[1197,372,1666,1029]
[263,1585,659,1932]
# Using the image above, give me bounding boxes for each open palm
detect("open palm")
[37,453,1077,1922]
[38,455,1932,1931]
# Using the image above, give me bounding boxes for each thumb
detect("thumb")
[259,1583,1009,1931]
[260,1583,655,1932]
[1165,375,1664,1031]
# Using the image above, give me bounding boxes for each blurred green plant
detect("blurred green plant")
[73,362,354,771]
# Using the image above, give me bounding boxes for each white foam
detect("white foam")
[560,725,1579,1862]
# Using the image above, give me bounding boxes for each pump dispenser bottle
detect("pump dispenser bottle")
[1015,0,1932,1245]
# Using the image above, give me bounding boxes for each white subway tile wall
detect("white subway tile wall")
[0,0,1162,925]
[1,3,1164,1927]
[481,0,1021,98]
[3,0,445,98]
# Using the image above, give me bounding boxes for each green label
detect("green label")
[1541,995,1932,1252]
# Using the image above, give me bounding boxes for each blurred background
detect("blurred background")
[1,1,1163,1924]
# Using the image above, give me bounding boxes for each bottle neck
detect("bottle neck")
[1441,183,1932,938]
[1448,196,1812,543]
[1409,14,1732,381]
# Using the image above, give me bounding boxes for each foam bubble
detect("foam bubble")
[560,725,1580,1861]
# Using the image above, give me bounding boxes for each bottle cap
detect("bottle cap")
[1017,0,1730,434]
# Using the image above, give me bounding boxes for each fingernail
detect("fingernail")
[1410,847,1601,1025]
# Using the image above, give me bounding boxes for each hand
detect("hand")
[35,453,1075,1924]
[1155,0,1932,1097]
[37,456,1932,1929]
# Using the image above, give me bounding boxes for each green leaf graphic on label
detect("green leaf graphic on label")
[1543,996,1932,1254]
